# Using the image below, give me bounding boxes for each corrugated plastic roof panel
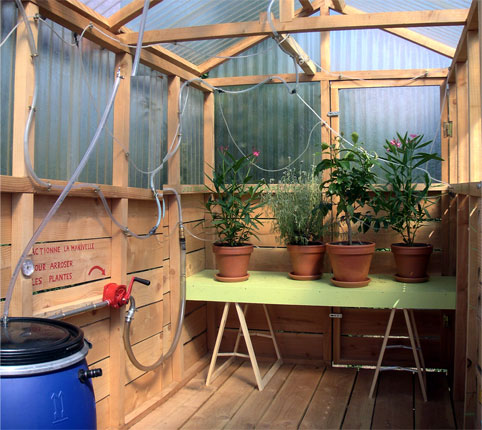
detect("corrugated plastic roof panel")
[125,0,286,65]
[345,0,470,47]
[79,0,469,64]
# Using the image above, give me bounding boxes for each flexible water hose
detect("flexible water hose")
[123,189,186,371]
[2,72,122,323]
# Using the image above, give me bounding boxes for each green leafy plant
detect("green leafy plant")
[314,132,379,245]
[263,165,331,245]
[373,132,442,246]
[205,149,266,246]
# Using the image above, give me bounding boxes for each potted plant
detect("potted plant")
[315,132,379,287]
[205,148,266,282]
[263,165,331,280]
[374,132,442,282]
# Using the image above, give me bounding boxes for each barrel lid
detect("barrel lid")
[1,317,84,366]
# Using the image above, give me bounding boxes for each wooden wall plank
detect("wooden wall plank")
[441,82,449,183]
[32,280,105,313]
[127,235,164,273]
[95,396,110,430]
[186,249,205,277]
[35,196,111,241]
[184,332,208,371]
[127,301,163,345]
[0,194,11,244]
[128,267,164,308]
[1,246,11,299]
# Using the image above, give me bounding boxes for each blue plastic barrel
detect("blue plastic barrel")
[1,318,101,429]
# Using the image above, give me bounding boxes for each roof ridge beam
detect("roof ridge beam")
[119,9,469,45]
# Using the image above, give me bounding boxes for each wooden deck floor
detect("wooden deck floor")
[130,360,456,430]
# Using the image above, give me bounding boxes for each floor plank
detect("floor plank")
[181,361,268,429]
[255,364,324,429]
[129,363,456,430]
[130,360,241,430]
[414,372,456,429]
[300,366,357,429]
[342,369,376,429]
[225,364,295,429]
[372,370,414,429]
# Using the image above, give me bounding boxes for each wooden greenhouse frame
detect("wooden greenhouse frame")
[0,0,481,428]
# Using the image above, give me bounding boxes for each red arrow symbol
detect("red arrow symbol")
[88,265,106,276]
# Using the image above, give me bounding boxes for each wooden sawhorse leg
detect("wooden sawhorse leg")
[206,302,283,391]
[369,308,427,402]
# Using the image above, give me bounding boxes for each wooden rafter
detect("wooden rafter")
[205,68,448,86]
[29,0,209,91]
[120,9,468,45]
[299,0,314,14]
[328,2,456,58]
[276,34,317,75]
[199,0,324,74]
[109,0,165,33]
[331,0,346,12]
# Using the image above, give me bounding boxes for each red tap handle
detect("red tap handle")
[124,276,151,304]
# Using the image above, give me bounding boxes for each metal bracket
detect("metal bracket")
[327,111,339,117]
[329,313,342,319]
[443,121,453,137]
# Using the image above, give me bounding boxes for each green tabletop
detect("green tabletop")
[187,270,456,310]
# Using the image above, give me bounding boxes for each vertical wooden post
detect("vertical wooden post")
[319,4,332,246]
[455,62,469,183]
[203,91,216,350]
[467,31,481,182]
[453,195,469,406]
[448,85,458,183]
[167,75,183,381]
[203,92,215,187]
[440,82,449,184]
[109,53,131,429]
[10,2,39,317]
[279,0,294,22]
[464,196,480,429]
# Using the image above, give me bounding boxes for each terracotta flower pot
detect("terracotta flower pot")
[391,243,433,283]
[287,244,326,281]
[326,241,375,287]
[213,243,254,282]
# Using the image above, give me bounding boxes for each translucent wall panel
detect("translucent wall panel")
[180,86,204,185]
[128,64,167,189]
[330,27,451,71]
[339,86,441,180]
[1,2,17,176]
[214,82,321,183]
[35,20,115,184]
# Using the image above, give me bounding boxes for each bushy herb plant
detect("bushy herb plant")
[264,166,331,245]
[314,132,379,245]
[373,132,442,246]
[205,149,266,246]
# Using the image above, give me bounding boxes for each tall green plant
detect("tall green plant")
[263,166,331,246]
[205,149,266,246]
[373,132,442,246]
[315,132,379,245]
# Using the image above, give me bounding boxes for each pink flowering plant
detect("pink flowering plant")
[373,132,443,245]
[205,148,267,246]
